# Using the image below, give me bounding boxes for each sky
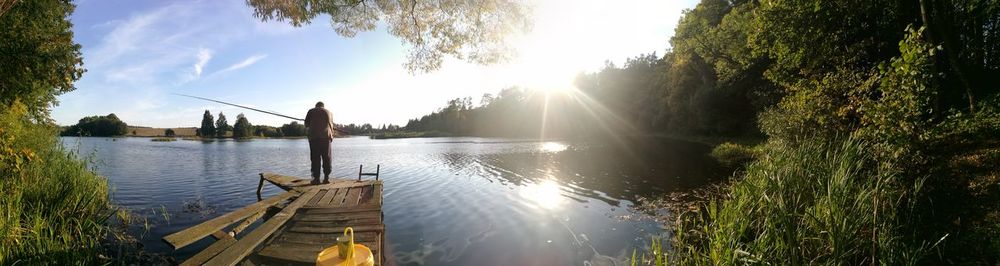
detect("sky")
[52,0,699,127]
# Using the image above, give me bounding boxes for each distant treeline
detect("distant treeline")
[191,110,406,138]
[400,53,769,139]
[196,110,302,139]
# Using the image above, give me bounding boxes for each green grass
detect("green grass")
[709,142,760,168]
[368,131,451,139]
[662,138,936,265]
[0,103,113,264]
[150,137,176,142]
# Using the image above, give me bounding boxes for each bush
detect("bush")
[280,122,306,137]
[254,125,283,137]
[0,102,112,264]
[673,138,934,264]
[60,113,128,137]
[710,142,759,167]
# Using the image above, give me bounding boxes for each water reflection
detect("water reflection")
[519,178,566,210]
[540,142,568,153]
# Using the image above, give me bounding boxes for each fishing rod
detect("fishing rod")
[174,93,304,121]
[174,93,348,134]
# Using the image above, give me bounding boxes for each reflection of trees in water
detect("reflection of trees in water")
[435,138,726,205]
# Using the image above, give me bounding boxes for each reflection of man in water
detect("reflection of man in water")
[305,101,334,183]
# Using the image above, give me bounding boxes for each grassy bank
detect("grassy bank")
[368,131,451,139]
[0,103,112,264]
[671,139,932,264]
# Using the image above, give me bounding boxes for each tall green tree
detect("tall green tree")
[245,0,531,72]
[215,112,230,138]
[0,0,85,121]
[199,110,215,137]
[232,113,252,139]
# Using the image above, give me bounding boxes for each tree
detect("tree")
[254,125,283,137]
[199,110,215,137]
[280,122,306,137]
[164,128,176,137]
[215,112,230,138]
[245,0,531,72]
[61,113,128,137]
[0,0,85,121]
[232,113,252,139]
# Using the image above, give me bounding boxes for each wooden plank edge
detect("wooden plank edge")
[204,188,322,266]
[163,190,299,249]
[180,233,237,266]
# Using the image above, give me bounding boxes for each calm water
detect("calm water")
[61,136,724,265]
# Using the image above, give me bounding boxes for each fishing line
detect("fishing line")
[173,93,304,121]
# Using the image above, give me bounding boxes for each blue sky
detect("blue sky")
[52,0,698,127]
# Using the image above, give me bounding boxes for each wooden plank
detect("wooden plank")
[300,205,382,214]
[163,190,299,249]
[371,182,383,206]
[212,230,230,240]
[343,186,363,206]
[317,188,340,206]
[293,211,381,222]
[287,218,383,232]
[231,210,266,236]
[181,234,237,266]
[257,240,381,265]
[260,172,314,189]
[255,242,325,264]
[276,231,380,246]
[205,188,321,266]
[329,187,350,207]
[359,185,374,204]
[308,189,330,205]
[285,224,384,234]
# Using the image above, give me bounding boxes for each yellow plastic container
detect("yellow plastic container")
[316,227,374,266]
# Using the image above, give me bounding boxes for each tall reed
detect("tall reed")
[663,138,935,265]
[1,103,112,264]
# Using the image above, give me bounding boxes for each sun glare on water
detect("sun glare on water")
[540,142,568,152]
[520,179,565,210]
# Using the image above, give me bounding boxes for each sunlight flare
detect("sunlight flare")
[540,142,568,153]
[520,179,566,210]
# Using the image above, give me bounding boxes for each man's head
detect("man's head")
[315,101,324,108]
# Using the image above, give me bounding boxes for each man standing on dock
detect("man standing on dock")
[305,101,335,183]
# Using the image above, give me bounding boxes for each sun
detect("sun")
[518,61,578,94]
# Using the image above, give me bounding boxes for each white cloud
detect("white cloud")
[213,54,268,75]
[193,48,213,78]
[88,5,174,67]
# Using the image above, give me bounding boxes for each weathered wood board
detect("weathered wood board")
[164,173,384,266]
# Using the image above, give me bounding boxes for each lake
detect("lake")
[61,136,725,265]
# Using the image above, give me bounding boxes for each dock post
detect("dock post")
[375,164,380,180]
[256,173,265,201]
[358,165,363,181]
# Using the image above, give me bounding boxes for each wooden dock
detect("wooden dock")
[163,173,385,265]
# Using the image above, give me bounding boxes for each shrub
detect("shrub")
[710,142,759,167]
[60,113,128,137]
